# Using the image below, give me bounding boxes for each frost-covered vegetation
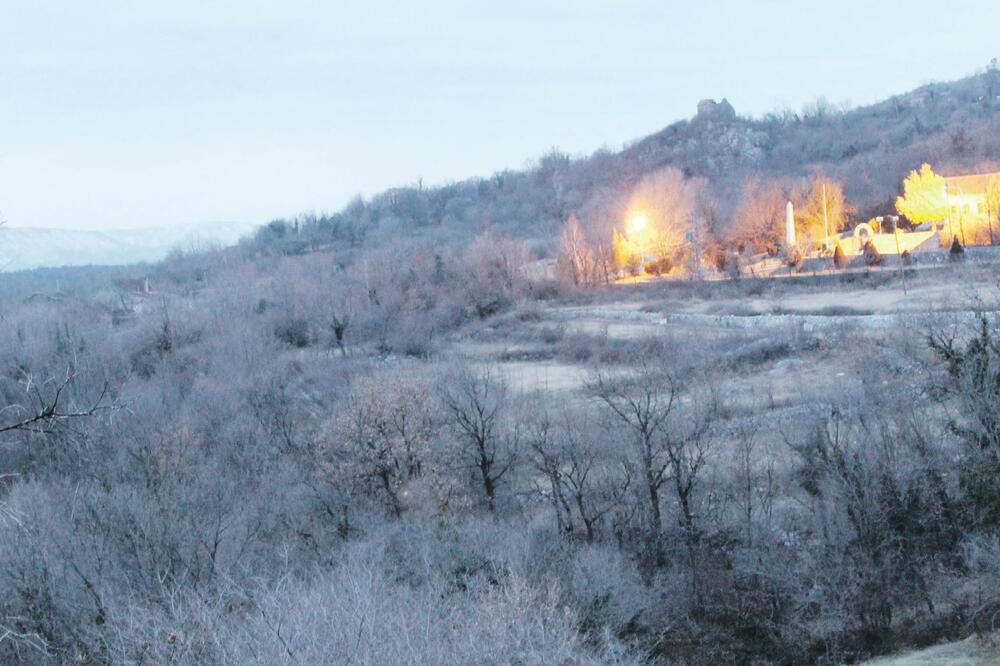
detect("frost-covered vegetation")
[4,236,1000,665]
[5,68,1000,665]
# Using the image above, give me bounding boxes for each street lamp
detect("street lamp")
[626,213,650,263]
[628,214,647,235]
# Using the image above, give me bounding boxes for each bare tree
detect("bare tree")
[325,273,362,356]
[526,410,631,541]
[791,408,950,642]
[462,232,530,318]
[727,177,786,255]
[591,241,615,285]
[330,373,436,517]
[587,359,719,605]
[589,365,675,539]
[588,363,712,549]
[928,314,1000,529]
[929,314,1000,457]
[729,419,776,547]
[439,366,519,513]
[555,214,593,287]
[357,246,407,353]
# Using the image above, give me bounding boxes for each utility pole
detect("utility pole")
[988,197,995,246]
[945,183,954,243]
[891,215,906,295]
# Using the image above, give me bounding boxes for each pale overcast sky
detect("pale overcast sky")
[1,0,995,230]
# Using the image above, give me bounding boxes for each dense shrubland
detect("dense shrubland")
[3,238,1000,665]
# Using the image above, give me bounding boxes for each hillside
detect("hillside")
[6,66,1000,666]
[0,221,256,272]
[250,66,1000,257]
[8,70,998,272]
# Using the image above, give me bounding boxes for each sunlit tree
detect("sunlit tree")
[627,167,703,264]
[795,176,849,247]
[895,163,947,225]
[985,177,1000,245]
[611,228,641,276]
[727,177,786,254]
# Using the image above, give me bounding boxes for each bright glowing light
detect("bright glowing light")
[628,214,648,234]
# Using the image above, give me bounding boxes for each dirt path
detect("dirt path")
[548,303,982,334]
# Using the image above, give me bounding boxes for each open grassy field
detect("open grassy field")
[457,263,998,432]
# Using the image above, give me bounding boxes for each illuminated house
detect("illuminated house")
[943,171,1000,233]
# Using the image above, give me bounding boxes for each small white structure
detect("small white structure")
[785,201,796,248]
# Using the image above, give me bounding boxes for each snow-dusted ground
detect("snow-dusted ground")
[0,221,257,271]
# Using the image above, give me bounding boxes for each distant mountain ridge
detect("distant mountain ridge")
[0,221,257,272]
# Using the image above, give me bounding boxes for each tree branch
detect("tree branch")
[0,371,111,435]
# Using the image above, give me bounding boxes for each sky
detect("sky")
[1,0,996,231]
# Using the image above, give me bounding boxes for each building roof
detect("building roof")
[944,171,1000,195]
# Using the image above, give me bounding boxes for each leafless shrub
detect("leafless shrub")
[324,370,439,517]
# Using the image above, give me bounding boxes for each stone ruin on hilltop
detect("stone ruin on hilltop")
[696,98,736,122]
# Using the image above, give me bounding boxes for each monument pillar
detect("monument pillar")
[785,201,796,249]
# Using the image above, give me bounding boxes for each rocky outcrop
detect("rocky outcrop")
[696,98,737,123]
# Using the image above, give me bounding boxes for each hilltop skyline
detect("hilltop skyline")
[1,0,996,231]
